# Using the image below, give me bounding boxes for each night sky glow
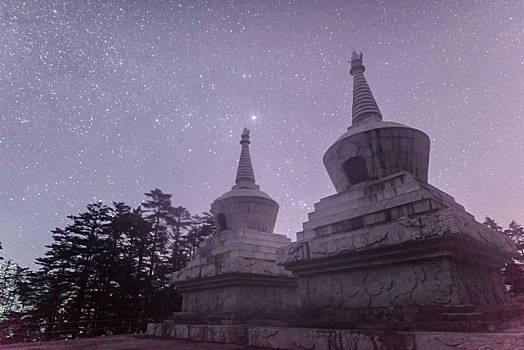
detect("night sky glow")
[1,1,523,267]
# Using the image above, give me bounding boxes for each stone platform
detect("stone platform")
[147,323,524,349]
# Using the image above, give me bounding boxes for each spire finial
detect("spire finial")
[235,128,256,187]
[240,128,250,144]
[348,51,382,125]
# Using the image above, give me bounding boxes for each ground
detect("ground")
[0,334,265,350]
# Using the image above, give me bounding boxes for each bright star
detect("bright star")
[251,115,258,120]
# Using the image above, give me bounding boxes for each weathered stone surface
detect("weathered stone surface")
[323,119,431,192]
[298,172,475,241]
[295,259,511,311]
[413,332,524,350]
[277,161,516,331]
[180,282,299,314]
[147,322,167,337]
[189,325,246,344]
[13,331,524,350]
[211,192,279,233]
[147,324,247,345]
[146,324,524,350]
[278,207,515,267]
[173,257,292,282]
[172,229,294,284]
[298,261,452,309]
[248,326,418,350]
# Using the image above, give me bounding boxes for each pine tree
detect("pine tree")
[168,206,192,271]
[186,212,217,260]
[109,203,151,329]
[142,189,173,311]
[32,202,113,339]
[0,260,36,343]
[504,221,524,297]
[506,221,524,257]
[483,216,503,231]
[483,217,524,298]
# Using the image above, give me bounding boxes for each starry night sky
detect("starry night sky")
[1,1,523,267]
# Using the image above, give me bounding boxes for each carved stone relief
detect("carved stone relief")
[309,227,388,258]
[397,208,460,238]
[182,284,299,314]
[415,332,524,350]
[450,260,509,305]
[173,257,291,283]
[278,208,516,267]
[276,242,308,265]
[248,326,416,350]
[301,261,453,309]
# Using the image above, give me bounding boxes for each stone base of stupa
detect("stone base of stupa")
[166,272,299,324]
[146,228,300,333]
[275,172,520,332]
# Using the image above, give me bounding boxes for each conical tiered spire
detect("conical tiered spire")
[349,51,382,125]
[212,127,277,232]
[235,128,256,186]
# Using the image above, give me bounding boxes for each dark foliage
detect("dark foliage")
[483,217,524,298]
[0,189,216,344]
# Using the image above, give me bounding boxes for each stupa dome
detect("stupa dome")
[210,128,279,233]
[323,52,430,193]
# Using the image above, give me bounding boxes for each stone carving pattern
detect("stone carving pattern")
[276,242,308,265]
[396,208,459,238]
[281,208,516,265]
[431,333,524,350]
[218,258,289,276]
[183,287,230,313]
[301,262,453,309]
[183,285,299,313]
[172,258,290,283]
[249,327,415,350]
[309,227,388,258]
[451,260,509,305]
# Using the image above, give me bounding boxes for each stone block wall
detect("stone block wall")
[181,283,300,314]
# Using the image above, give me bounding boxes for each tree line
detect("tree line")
[0,189,216,344]
[0,200,522,344]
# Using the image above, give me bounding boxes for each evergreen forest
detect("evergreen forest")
[0,188,216,343]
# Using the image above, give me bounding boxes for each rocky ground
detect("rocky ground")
[0,334,265,350]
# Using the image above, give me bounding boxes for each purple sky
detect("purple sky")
[1,1,523,267]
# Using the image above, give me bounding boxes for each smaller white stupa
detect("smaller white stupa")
[167,128,298,326]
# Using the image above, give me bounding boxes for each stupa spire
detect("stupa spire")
[349,51,382,125]
[235,128,256,186]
